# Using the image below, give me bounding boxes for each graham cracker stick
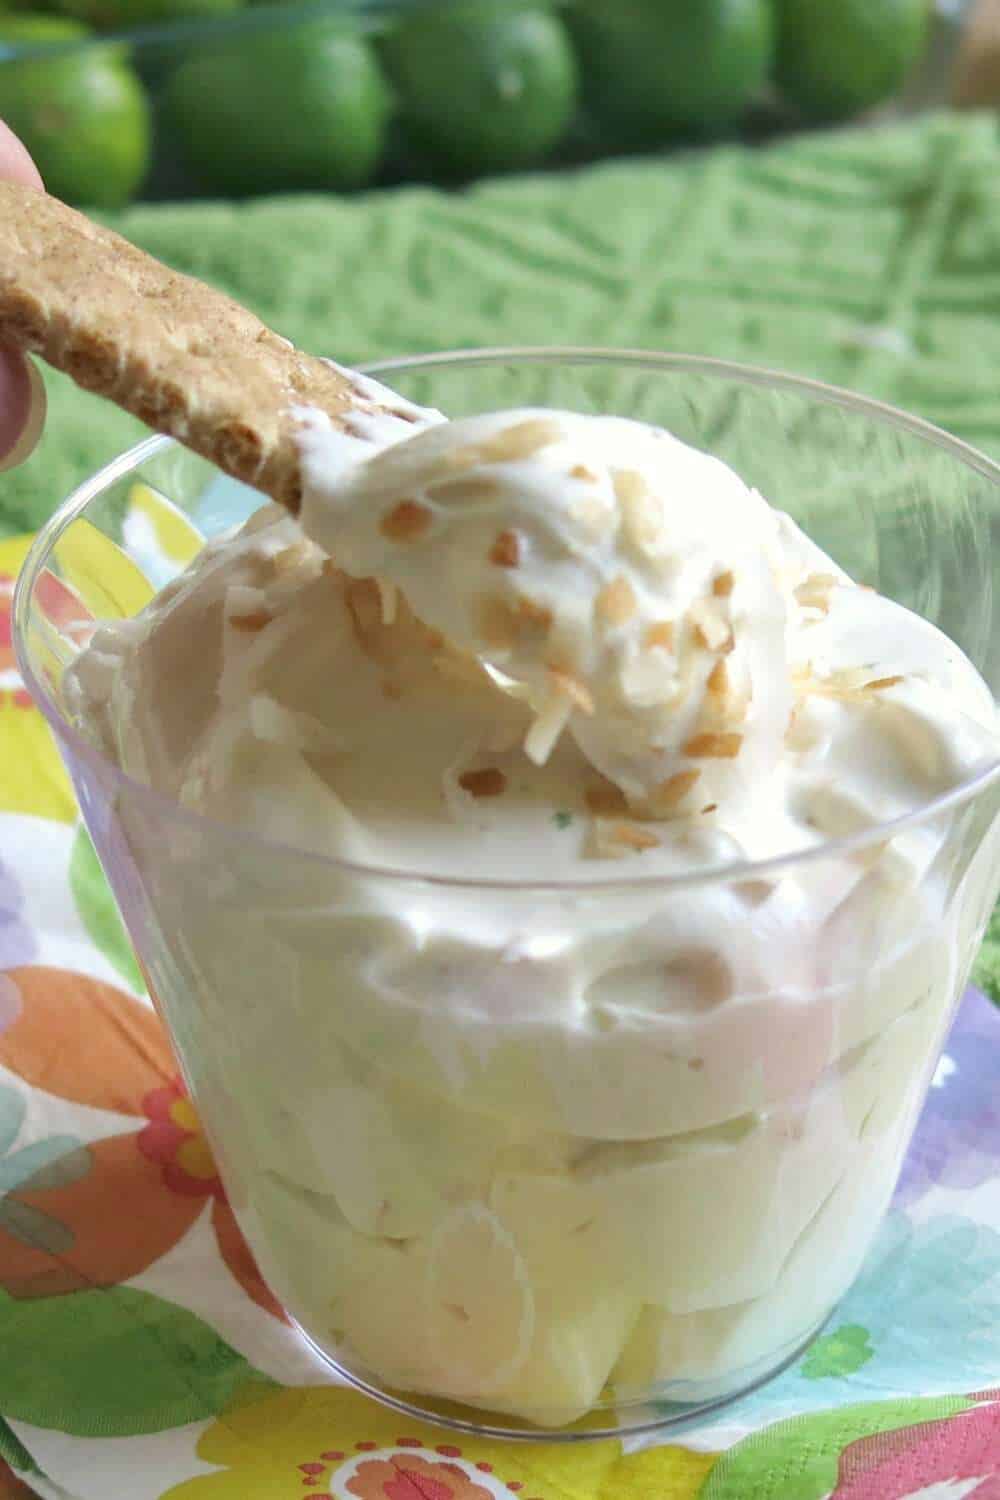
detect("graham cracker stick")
[0,181,367,511]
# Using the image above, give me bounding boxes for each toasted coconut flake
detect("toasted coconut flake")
[701,802,718,815]
[612,468,648,506]
[594,819,661,855]
[613,822,661,851]
[248,696,347,754]
[614,468,662,550]
[693,620,734,653]
[441,446,481,475]
[785,703,819,750]
[479,592,554,646]
[489,529,521,568]
[728,681,752,723]
[684,731,743,759]
[549,667,595,715]
[342,578,391,662]
[380,499,432,542]
[795,572,840,613]
[458,767,508,798]
[803,666,879,703]
[375,577,399,625]
[515,594,554,635]
[480,596,518,649]
[596,574,637,626]
[737,880,773,907]
[571,464,598,482]
[478,417,564,463]
[272,541,313,576]
[433,649,488,686]
[344,577,383,636]
[230,609,274,633]
[525,692,572,764]
[703,661,750,727]
[645,620,675,651]
[570,495,613,536]
[712,570,734,598]
[426,475,501,504]
[690,600,733,653]
[864,674,904,692]
[651,769,701,812]
[707,660,729,697]
[585,779,629,816]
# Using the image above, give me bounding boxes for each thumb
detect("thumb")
[0,350,46,472]
[0,119,45,469]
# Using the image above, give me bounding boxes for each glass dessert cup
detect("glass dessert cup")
[15,350,1000,1441]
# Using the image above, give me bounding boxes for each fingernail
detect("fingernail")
[0,354,46,473]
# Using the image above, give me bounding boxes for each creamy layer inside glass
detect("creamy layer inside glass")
[65,371,1000,1425]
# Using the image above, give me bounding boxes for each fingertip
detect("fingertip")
[0,120,43,190]
[0,350,46,472]
[0,123,44,471]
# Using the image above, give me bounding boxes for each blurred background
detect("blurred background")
[4,0,1000,534]
[0,0,987,207]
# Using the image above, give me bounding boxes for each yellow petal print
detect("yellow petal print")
[125,482,204,573]
[159,1386,718,1500]
[0,697,76,822]
[50,517,155,622]
[0,538,75,822]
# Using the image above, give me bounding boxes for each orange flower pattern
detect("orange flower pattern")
[0,965,282,1319]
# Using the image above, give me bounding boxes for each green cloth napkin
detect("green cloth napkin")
[7,110,1000,535]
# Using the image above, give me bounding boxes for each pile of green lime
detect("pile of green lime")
[0,15,150,207]
[163,20,392,194]
[0,0,931,209]
[381,4,578,176]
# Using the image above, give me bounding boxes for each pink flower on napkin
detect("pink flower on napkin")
[138,1077,225,1200]
[831,1396,1000,1498]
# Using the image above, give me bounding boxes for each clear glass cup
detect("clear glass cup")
[15,351,1000,1441]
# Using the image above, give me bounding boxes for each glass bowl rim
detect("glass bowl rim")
[15,345,1000,895]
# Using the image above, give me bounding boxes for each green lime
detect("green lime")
[162,19,391,194]
[569,0,774,145]
[775,0,930,122]
[56,0,242,27]
[0,16,150,205]
[381,4,578,175]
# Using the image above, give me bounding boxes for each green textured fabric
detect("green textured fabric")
[8,111,1000,534]
[5,110,1000,998]
[974,905,1000,1001]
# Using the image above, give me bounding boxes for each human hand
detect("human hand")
[0,120,45,471]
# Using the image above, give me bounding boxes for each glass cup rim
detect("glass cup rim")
[15,345,1000,894]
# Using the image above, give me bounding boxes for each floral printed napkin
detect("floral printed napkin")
[4,522,1000,1500]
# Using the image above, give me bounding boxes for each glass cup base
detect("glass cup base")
[289,1310,833,1443]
